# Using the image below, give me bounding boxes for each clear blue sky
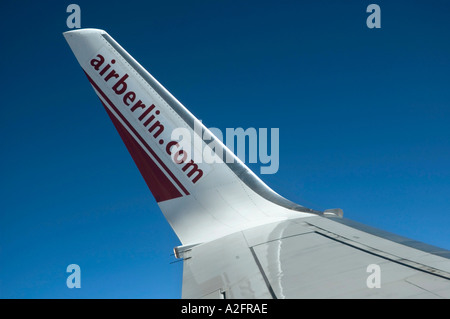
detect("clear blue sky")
[1,0,449,298]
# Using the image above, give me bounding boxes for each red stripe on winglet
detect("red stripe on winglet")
[102,102,183,202]
[84,71,190,197]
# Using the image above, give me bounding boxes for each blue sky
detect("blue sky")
[1,0,449,298]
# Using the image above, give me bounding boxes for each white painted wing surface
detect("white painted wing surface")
[181,216,450,298]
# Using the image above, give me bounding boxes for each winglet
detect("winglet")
[64,29,319,244]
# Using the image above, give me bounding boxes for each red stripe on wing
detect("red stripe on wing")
[84,71,189,202]
[102,103,183,202]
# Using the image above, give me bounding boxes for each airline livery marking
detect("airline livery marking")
[84,69,192,202]
[89,51,204,187]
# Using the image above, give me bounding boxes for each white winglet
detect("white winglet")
[64,29,318,244]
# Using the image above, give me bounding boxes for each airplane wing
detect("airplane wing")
[63,29,450,299]
[180,216,450,298]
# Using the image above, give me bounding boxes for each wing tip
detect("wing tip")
[63,28,107,38]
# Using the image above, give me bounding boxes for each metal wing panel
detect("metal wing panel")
[302,216,450,275]
[181,216,450,298]
[251,231,449,298]
[181,231,273,299]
